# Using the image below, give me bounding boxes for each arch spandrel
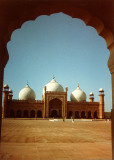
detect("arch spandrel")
[6,3,114,58]
[86,16,104,34]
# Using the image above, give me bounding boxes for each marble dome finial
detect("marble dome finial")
[53,73,55,80]
[78,83,79,88]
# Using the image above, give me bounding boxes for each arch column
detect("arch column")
[108,48,114,159]
[72,112,75,119]
[0,66,4,142]
[0,43,8,141]
[91,111,94,119]
[85,111,88,119]
[79,111,81,119]
[35,110,37,118]
[28,110,30,118]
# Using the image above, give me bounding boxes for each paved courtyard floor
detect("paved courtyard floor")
[0,119,112,160]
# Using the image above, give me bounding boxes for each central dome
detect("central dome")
[19,82,36,100]
[43,75,64,94]
[70,84,86,102]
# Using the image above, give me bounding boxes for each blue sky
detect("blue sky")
[4,12,111,111]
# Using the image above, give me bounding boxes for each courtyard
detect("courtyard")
[0,119,112,160]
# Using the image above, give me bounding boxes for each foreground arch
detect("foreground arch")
[0,0,114,158]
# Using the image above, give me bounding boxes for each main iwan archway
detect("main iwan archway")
[0,0,114,159]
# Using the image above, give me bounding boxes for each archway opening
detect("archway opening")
[49,98,62,118]
[37,110,42,118]
[16,110,21,118]
[5,12,111,113]
[88,111,92,119]
[23,110,28,118]
[30,110,35,118]
[10,110,15,118]
[75,111,80,119]
[68,111,73,118]
[51,110,58,118]
[81,111,86,119]
[94,111,98,119]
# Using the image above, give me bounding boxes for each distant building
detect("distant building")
[2,76,104,119]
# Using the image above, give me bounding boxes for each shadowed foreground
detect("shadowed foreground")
[0,119,112,160]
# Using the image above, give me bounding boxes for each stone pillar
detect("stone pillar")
[79,111,81,119]
[91,112,94,119]
[85,111,88,119]
[108,50,114,159]
[72,112,75,119]
[35,110,37,118]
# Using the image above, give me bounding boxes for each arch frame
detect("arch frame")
[0,1,114,158]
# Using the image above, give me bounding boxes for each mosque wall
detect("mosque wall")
[67,101,99,119]
[4,99,44,118]
[3,99,102,119]
[2,79,104,119]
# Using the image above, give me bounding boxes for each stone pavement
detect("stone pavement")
[0,119,112,160]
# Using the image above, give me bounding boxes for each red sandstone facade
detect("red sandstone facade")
[2,85,104,119]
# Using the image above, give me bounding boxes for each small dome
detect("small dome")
[89,92,94,96]
[70,84,86,102]
[9,89,13,93]
[43,75,64,94]
[19,82,36,100]
[99,88,104,92]
[4,84,9,89]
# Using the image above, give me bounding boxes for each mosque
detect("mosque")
[2,75,104,119]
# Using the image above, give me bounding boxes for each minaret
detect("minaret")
[99,88,105,119]
[3,84,9,118]
[8,89,13,100]
[43,86,47,118]
[89,92,94,102]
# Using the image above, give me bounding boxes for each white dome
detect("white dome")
[70,84,86,102]
[89,92,94,96]
[9,89,13,93]
[43,76,64,94]
[19,83,36,100]
[4,84,9,89]
[99,88,104,92]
